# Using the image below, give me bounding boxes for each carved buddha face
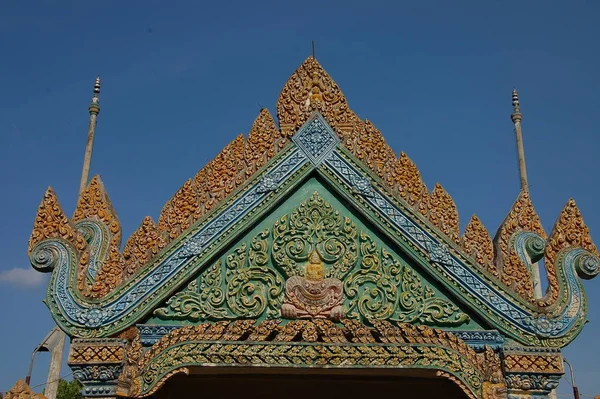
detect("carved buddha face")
[306,249,325,281]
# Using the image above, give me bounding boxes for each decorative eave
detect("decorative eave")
[28,56,599,348]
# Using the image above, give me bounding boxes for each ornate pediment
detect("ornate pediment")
[28,55,599,399]
[151,189,470,328]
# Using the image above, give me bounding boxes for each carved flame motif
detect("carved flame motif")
[390,152,429,216]
[351,120,396,180]
[73,176,126,298]
[462,215,497,276]
[427,183,460,244]
[28,187,86,255]
[493,190,545,300]
[3,380,47,399]
[539,199,598,306]
[277,56,359,137]
[123,216,166,280]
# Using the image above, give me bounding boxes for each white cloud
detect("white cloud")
[0,267,46,288]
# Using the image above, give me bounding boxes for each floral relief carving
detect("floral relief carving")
[123,216,166,279]
[493,190,545,301]
[73,176,126,298]
[277,56,359,138]
[28,187,86,255]
[539,199,598,307]
[391,152,429,216]
[427,183,460,244]
[4,380,47,399]
[462,215,497,276]
[156,192,467,327]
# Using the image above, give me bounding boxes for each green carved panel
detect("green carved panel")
[147,178,483,330]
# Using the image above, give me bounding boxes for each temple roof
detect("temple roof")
[28,56,599,349]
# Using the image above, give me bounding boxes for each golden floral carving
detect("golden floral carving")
[123,216,166,280]
[158,179,199,241]
[493,190,545,300]
[391,152,429,216]
[4,380,47,399]
[352,120,396,180]
[539,199,598,307]
[206,135,247,202]
[277,56,359,137]
[245,109,281,176]
[73,176,126,298]
[28,187,86,255]
[427,183,460,244]
[462,215,497,276]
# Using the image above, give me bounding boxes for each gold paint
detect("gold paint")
[462,215,497,276]
[277,56,359,137]
[123,216,166,280]
[503,353,563,374]
[28,187,86,255]
[493,190,545,300]
[427,183,460,244]
[125,319,500,399]
[391,152,429,216]
[245,108,286,176]
[539,199,598,307]
[3,380,47,399]
[74,176,126,298]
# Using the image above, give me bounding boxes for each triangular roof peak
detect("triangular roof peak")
[29,56,599,319]
[277,56,360,137]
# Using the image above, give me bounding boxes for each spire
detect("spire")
[79,76,101,195]
[511,88,528,191]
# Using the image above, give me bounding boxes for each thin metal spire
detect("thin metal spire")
[312,40,315,59]
[78,76,101,196]
[511,88,528,192]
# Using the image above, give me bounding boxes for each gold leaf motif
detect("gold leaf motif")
[123,216,166,280]
[493,190,545,301]
[391,152,429,216]
[462,215,497,276]
[4,380,47,399]
[72,176,126,298]
[158,179,199,241]
[427,183,460,244]
[277,56,359,137]
[245,109,281,176]
[28,187,86,254]
[206,134,246,202]
[352,120,396,180]
[539,199,598,306]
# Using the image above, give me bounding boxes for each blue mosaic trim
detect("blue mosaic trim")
[450,330,505,351]
[322,149,580,338]
[292,113,340,166]
[49,148,308,329]
[137,324,181,346]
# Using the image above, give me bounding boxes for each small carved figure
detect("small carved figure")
[281,249,344,320]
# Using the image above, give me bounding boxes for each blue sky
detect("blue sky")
[1,0,599,396]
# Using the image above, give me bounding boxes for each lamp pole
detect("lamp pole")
[563,358,580,399]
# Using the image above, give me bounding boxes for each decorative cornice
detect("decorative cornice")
[115,319,502,399]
